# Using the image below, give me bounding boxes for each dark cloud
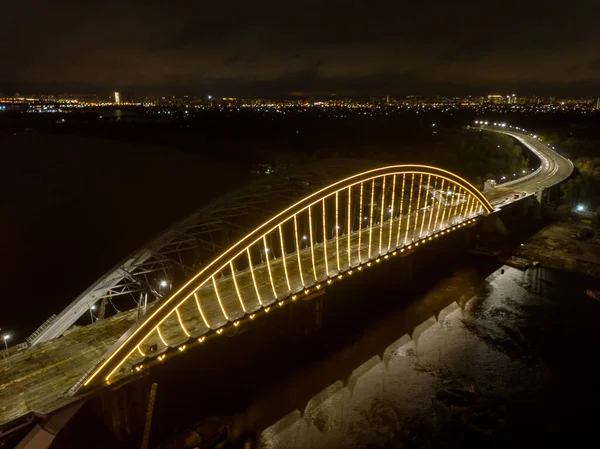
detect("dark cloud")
[1,0,600,96]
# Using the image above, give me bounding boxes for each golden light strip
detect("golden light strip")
[322,198,329,276]
[433,179,445,233]
[308,205,318,281]
[347,185,352,267]
[461,195,473,221]
[378,176,386,255]
[211,275,229,320]
[450,187,462,225]
[293,214,305,287]
[156,326,168,346]
[457,189,468,222]
[87,166,492,386]
[229,261,246,312]
[278,224,291,292]
[419,174,431,238]
[396,174,406,247]
[263,236,278,299]
[368,179,376,259]
[175,308,191,337]
[387,174,396,251]
[137,345,145,357]
[246,248,264,306]
[358,182,364,263]
[193,292,211,328]
[439,184,454,230]
[404,174,414,244]
[468,194,477,218]
[426,176,438,235]
[412,174,423,241]
[335,191,340,272]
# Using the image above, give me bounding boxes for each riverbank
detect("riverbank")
[514,218,600,278]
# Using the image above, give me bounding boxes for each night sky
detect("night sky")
[2,0,600,96]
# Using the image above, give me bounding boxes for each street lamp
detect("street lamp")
[3,334,9,359]
[577,204,585,212]
[160,280,168,288]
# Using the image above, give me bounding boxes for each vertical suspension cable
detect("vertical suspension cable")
[440,184,455,230]
[378,176,386,255]
[335,191,340,272]
[419,174,431,238]
[461,193,473,221]
[263,235,278,299]
[278,224,291,292]
[193,292,210,328]
[156,326,168,346]
[412,174,423,241]
[450,187,463,224]
[322,198,329,276]
[457,189,468,221]
[175,308,190,337]
[433,179,445,233]
[211,275,229,320]
[426,176,438,235]
[387,174,396,251]
[229,261,246,312]
[293,214,305,287]
[358,182,364,263]
[468,195,477,219]
[308,205,318,282]
[396,173,406,247]
[368,179,376,259]
[404,174,415,244]
[347,185,352,267]
[246,247,264,306]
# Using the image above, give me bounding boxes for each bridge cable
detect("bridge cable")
[322,198,329,276]
[335,191,340,272]
[229,261,247,313]
[263,235,278,300]
[396,173,406,247]
[433,179,445,233]
[419,174,431,238]
[211,276,230,320]
[308,205,318,282]
[378,176,386,256]
[193,292,211,328]
[278,224,292,292]
[246,248,264,306]
[293,215,305,287]
[347,185,352,268]
[426,176,438,235]
[404,173,415,245]
[358,182,364,264]
[412,174,423,241]
[368,179,376,259]
[387,174,396,252]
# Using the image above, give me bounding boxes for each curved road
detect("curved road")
[480,126,574,207]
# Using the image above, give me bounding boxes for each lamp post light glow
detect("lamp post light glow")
[2,334,9,359]
[577,204,585,212]
[160,280,168,288]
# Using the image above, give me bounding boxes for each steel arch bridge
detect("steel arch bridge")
[62,164,492,392]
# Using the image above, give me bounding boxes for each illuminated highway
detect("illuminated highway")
[481,126,574,206]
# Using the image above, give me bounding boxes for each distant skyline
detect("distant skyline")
[3,1,600,97]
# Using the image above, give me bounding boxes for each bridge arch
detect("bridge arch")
[78,165,493,390]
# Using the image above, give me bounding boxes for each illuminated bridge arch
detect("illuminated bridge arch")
[78,165,493,390]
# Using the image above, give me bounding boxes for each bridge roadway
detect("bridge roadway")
[0,126,573,430]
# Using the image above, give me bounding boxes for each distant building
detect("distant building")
[487,94,505,104]
[595,97,600,109]
[114,91,121,104]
